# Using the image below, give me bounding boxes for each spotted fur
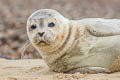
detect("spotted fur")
[27,9,120,73]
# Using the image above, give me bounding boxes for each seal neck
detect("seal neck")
[43,20,78,66]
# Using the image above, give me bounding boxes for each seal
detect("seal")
[26,9,120,73]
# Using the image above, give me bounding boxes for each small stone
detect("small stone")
[0,32,4,38]
[0,24,5,31]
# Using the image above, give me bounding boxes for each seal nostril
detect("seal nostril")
[38,32,45,37]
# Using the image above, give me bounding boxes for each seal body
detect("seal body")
[27,9,120,73]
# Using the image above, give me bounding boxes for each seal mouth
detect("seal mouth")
[36,40,49,46]
[39,41,46,43]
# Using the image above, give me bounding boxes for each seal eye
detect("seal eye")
[31,25,37,30]
[48,22,55,27]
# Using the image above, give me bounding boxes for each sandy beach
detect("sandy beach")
[0,58,119,80]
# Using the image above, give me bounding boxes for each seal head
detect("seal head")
[27,9,69,54]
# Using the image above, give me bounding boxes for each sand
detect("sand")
[0,58,119,80]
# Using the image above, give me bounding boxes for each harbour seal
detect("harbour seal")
[27,9,120,73]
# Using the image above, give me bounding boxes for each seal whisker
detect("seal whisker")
[21,40,31,58]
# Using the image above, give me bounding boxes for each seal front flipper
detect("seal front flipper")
[67,67,110,74]
[87,22,120,37]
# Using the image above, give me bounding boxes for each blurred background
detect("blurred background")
[0,0,120,59]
